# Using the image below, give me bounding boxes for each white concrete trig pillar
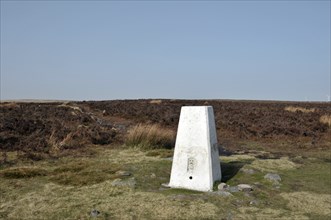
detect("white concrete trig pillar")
[168,106,222,192]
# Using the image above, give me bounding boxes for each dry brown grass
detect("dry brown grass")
[149,99,162,104]
[0,102,19,108]
[320,115,331,127]
[285,106,315,113]
[125,124,175,149]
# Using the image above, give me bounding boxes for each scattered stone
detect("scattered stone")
[249,200,259,206]
[231,199,244,207]
[161,183,171,188]
[116,171,131,176]
[244,192,253,198]
[227,186,239,193]
[264,173,281,183]
[238,184,253,192]
[215,191,233,197]
[90,209,100,217]
[162,157,173,161]
[150,173,156,178]
[111,177,136,188]
[241,168,256,174]
[158,187,168,191]
[274,185,281,189]
[217,182,228,190]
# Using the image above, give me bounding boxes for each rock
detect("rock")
[274,185,281,189]
[158,187,168,191]
[215,191,233,197]
[249,200,259,206]
[264,173,281,183]
[116,171,131,176]
[227,186,239,193]
[150,173,156,178]
[241,168,256,174]
[244,192,253,198]
[90,209,100,217]
[161,183,171,188]
[111,177,136,188]
[238,184,253,192]
[218,182,228,190]
[231,199,244,207]
[163,157,173,161]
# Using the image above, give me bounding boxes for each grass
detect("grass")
[320,115,331,127]
[125,124,175,149]
[145,149,173,158]
[149,100,162,104]
[284,106,315,113]
[0,146,330,219]
[0,167,47,178]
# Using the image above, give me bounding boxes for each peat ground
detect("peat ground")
[1,99,330,161]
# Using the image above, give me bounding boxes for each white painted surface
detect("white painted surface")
[168,106,222,192]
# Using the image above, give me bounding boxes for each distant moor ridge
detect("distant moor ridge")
[1,99,330,160]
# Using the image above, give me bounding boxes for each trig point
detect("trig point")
[168,106,222,192]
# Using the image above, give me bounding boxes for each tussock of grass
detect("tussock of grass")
[320,115,331,127]
[284,106,315,113]
[0,167,47,178]
[149,100,162,104]
[125,124,175,149]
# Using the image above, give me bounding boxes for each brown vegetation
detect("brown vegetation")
[285,106,315,113]
[0,102,123,161]
[320,115,331,127]
[1,99,330,162]
[125,124,175,149]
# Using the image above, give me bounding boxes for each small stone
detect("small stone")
[227,186,239,193]
[238,184,253,192]
[249,200,259,206]
[244,192,253,197]
[116,171,131,176]
[161,183,171,188]
[111,177,136,188]
[215,191,233,197]
[274,184,281,189]
[150,173,156,178]
[91,209,100,217]
[264,173,281,183]
[217,182,228,190]
[241,168,256,175]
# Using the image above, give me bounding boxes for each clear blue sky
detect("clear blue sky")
[1,0,330,101]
